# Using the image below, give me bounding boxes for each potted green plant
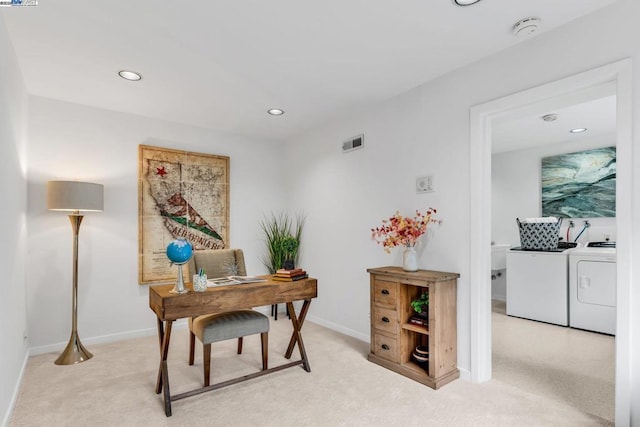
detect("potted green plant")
[259,212,305,273]
[410,292,429,319]
[281,235,299,270]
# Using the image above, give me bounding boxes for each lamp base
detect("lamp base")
[55,331,93,365]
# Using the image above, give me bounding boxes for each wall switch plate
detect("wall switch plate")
[416,175,434,193]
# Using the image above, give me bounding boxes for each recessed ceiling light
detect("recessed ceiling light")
[267,108,284,116]
[570,128,588,133]
[118,70,142,81]
[453,0,482,5]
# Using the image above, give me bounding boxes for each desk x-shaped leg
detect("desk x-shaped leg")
[285,299,311,372]
[154,318,174,416]
[154,299,311,417]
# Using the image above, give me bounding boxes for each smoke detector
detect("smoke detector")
[542,114,558,122]
[513,17,541,37]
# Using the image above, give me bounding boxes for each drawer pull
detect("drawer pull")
[381,344,390,351]
[381,289,390,295]
[381,316,390,323]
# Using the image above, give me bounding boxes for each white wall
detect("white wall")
[284,0,640,422]
[26,96,288,352]
[0,15,28,427]
[286,77,472,360]
[492,138,617,247]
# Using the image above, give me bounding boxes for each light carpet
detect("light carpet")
[491,300,614,423]
[10,311,614,426]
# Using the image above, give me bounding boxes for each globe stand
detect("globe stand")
[166,238,193,294]
[170,262,189,294]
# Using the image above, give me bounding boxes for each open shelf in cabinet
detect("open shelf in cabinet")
[402,323,429,334]
[402,360,429,375]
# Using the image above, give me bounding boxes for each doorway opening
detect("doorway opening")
[469,59,632,424]
[490,82,616,421]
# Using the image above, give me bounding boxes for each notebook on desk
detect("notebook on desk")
[207,276,266,287]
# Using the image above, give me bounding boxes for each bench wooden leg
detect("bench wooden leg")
[261,332,268,370]
[203,343,211,387]
[188,331,196,365]
[237,337,244,354]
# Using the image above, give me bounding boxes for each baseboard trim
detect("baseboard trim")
[458,366,471,382]
[28,320,189,356]
[305,314,369,343]
[27,307,280,357]
[3,349,29,427]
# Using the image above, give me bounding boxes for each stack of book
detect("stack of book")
[272,268,308,282]
[409,314,428,328]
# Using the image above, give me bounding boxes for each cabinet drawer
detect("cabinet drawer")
[373,280,398,308]
[373,332,399,362]
[372,307,398,334]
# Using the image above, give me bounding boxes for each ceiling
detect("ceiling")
[1,0,618,142]
[492,83,617,154]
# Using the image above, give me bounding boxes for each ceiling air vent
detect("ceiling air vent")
[342,134,364,153]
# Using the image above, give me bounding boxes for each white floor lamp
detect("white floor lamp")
[47,180,104,365]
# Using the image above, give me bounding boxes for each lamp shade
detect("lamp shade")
[47,181,104,212]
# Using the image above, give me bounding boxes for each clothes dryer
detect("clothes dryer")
[568,246,616,335]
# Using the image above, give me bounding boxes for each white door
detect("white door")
[576,260,616,307]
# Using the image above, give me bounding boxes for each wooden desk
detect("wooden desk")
[149,276,318,416]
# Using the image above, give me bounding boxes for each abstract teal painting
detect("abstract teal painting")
[541,146,616,218]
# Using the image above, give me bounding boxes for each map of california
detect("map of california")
[146,159,226,250]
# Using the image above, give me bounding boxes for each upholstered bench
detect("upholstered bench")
[189,309,269,387]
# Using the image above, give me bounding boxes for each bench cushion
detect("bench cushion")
[192,310,269,344]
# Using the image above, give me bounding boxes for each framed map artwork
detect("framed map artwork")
[138,145,229,285]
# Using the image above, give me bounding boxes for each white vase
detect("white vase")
[402,246,418,272]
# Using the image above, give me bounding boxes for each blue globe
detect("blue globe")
[166,239,193,264]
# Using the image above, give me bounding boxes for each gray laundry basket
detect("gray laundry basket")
[516,218,562,251]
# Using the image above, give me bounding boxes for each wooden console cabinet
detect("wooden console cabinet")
[367,266,459,389]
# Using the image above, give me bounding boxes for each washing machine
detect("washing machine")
[506,247,572,326]
[569,243,616,335]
